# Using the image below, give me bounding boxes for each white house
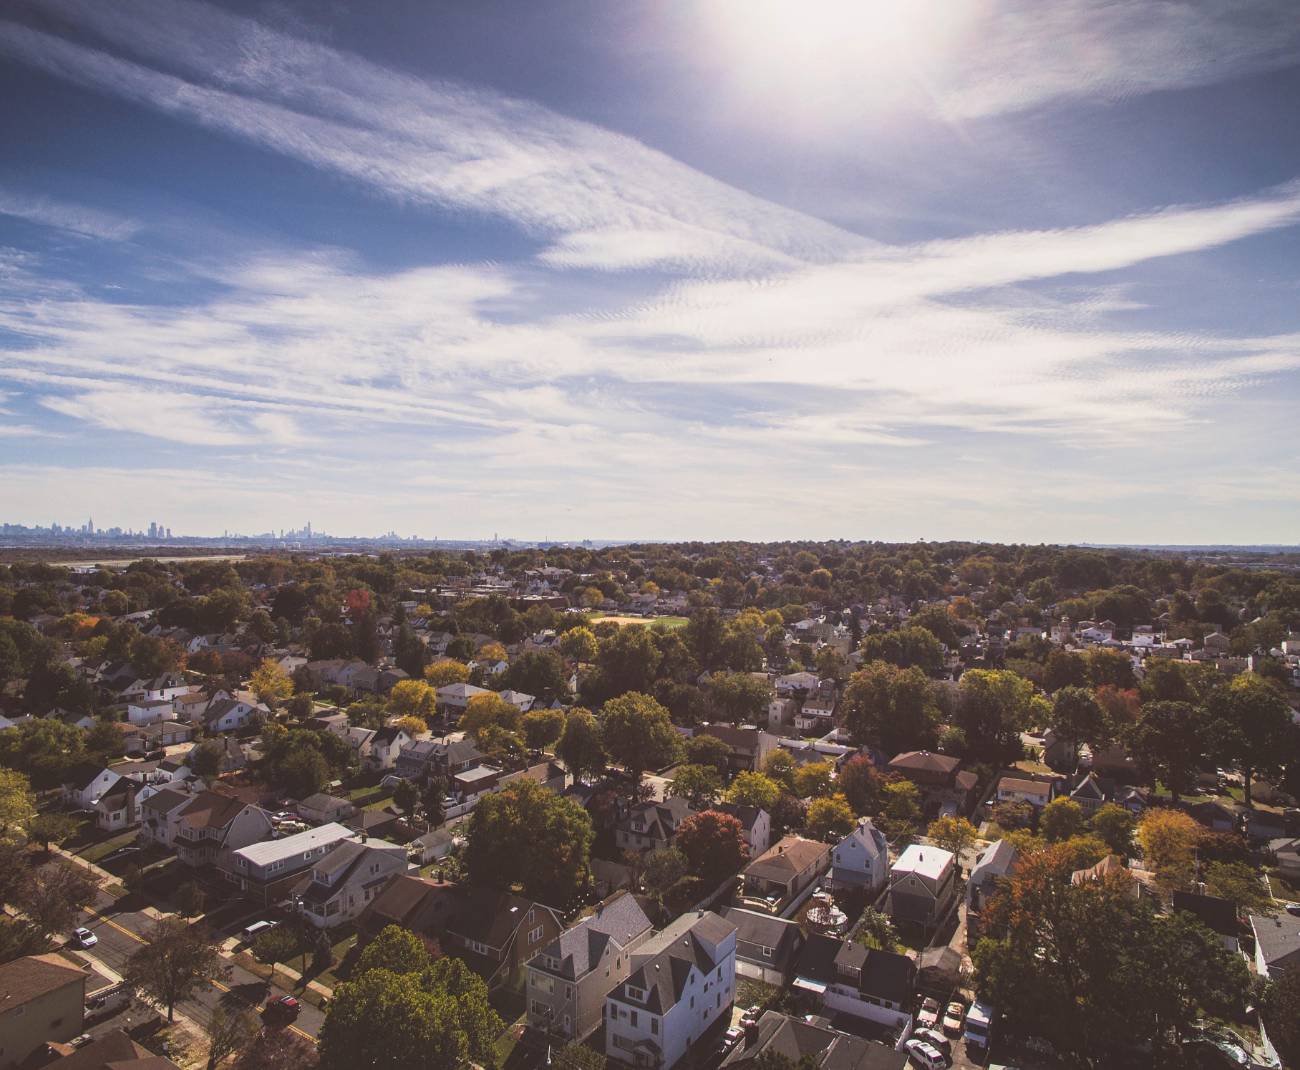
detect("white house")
[126,697,175,726]
[367,726,411,771]
[436,682,491,717]
[63,764,122,810]
[202,692,265,733]
[498,690,536,713]
[298,838,411,928]
[828,818,890,894]
[605,911,737,1070]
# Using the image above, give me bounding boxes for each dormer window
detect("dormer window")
[625,986,644,1002]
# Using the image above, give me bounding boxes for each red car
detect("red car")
[264,995,301,1023]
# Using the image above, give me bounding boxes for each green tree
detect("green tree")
[957,669,1042,763]
[683,733,732,774]
[725,771,781,812]
[0,769,35,842]
[762,750,798,795]
[465,779,593,906]
[667,764,723,808]
[837,756,882,815]
[1207,673,1294,806]
[174,880,206,917]
[1039,797,1085,843]
[1047,686,1108,767]
[598,692,681,789]
[26,811,79,853]
[1124,700,1210,800]
[840,661,939,754]
[675,809,748,885]
[17,859,97,937]
[855,908,899,952]
[642,847,688,905]
[125,918,227,1022]
[927,815,978,859]
[1202,861,1272,915]
[252,926,300,967]
[393,779,419,818]
[707,672,771,723]
[356,925,431,977]
[1261,967,1300,1069]
[319,958,502,1070]
[250,659,294,710]
[503,650,569,702]
[207,1005,259,1070]
[879,779,921,839]
[793,760,835,799]
[1089,803,1135,857]
[857,627,944,674]
[805,795,855,841]
[556,708,604,779]
[521,708,566,751]
[558,627,598,663]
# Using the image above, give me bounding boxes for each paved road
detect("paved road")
[76,890,323,1043]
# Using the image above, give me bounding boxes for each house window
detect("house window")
[762,947,773,958]
[528,925,544,943]
[630,1011,638,1027]
[650,1018,658,1035]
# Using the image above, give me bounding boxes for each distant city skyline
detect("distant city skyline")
[2,1,1299,543]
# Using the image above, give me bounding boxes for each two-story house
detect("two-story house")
[394,739,441,781]
[445,890,564,991]
[994,775,1056,812]
[886,751,978,818]
[367,726,411,771]
[694,724,778,773]
[884,844,957,934]
[720,907,803,986]
[0,954,88,1068]
[822,939,915,1032]
[526,892,654,1042]
[62,763,121,810]
[225,823,359,906]
[138,786,195,849]
[174,790,275,869]
[739,836,832,916]
[828,818,890,894]
[716,803,771,860]
[202,693,265,734]
[604,911,738,1070]
[615,798,696,855]
[435,682,491,719]
[296,838,411,928]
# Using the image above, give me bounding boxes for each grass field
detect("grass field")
[589,613,689,629]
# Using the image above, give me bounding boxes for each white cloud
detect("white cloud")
[0,186,138,240]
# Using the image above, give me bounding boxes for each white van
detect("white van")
[241,920,278,942]
[963,1000,994,1050]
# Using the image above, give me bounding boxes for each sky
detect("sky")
[1,0,1299,544]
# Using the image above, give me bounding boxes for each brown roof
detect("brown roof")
[888,750,960,775]
[49,1029,179,1070]
[745,836,830,882]
[177,790,248,830]
[363,875,455,930]
[448,889,557,948]
[0,953,86,1008]
[999,776,1050,796]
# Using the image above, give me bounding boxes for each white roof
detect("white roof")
[234,823,356,866]
[894,843,955,881]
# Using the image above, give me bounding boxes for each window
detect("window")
[650,1018,658,1035]
[762,946,773,958]
[528,925,544,943]
[630,1011,638,1027]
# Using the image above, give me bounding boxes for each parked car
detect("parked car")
[71,927,97,949]
[241,920,278,943]
[740,1005,762,1028]
[912,1027,952,1058]
[69,1034,93,1049]
[1285,903,1300,917]
[86,985,131,1019]
[903,1038,947,1070]
[264,995,301,1022]
[716,1027,743,1056]
[942,1001,965,1035]
[917,997,941,1029]
[380,774,405,788]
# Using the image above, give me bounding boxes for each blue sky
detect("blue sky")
[1,0,1299,543]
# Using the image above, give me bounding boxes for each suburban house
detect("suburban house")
[716,803,771,860]
[138,787,196,849]
[1172,891,1239,953]
[795,689,837,734]
[1270,837,1300,883]
[1068,771,1111,815]
[694,724,778,773]
[224,823,359,906]
[341,726,377,767]
[739,836,832,916]
[0,954,87,1068]
[366,725,411,771]
[966,839,1019,913]
[887,751,978,818]
[202,694,264,734]
[445,890,564,990]
[884,844,957,933]
[359,875,459,951]
[720,907,804,985]
[62,763,121,810]
[526,891,654,1042]
[126,697,175,725]
[822,939,916,1032]
[1070,855,1142,900]
[395,739,442,781]
[1250,913,1300,979]
[93,778,138,832]
[994,775,1056,811]
[828,818,890,894]
[498,690,536,713]
[604,911,738,1070]
[297,793,358,825]
[722,1010,907,1070]
[296,838,411,928]
[433,739,489,778]
[615,798,696,854]
[174,790,275,868]
[435,682,491,719]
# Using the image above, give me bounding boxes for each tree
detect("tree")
[124,918,227,1022]
[642,847,687,905]
[855,908,899,951]
[683,733,733,774]
[422,777,447,828]
[17,860,97,936]
[356,925,431,977]
[927,815,977,859]
[174,880,206,917]
[598,692,681,789]
[552,1043,609,1070]
[837,756,882,816]
[1137,808,1203,892]
[394,715,428,739]
[130,633,184,677]
[1261,967,1300,1069]
[1207,673,1294,805]
[707,672,771,723]
[389,680,437,721]
[675,810,748,885]
[880,780,921,839]
[0,720,88,789]
[762,750,798,794]
[250,659,293,710]
[840,662,939,754]
[0,769,35,842]
[1089,803,1135,857]
[503,650,569,702]
[1124,700,1210,799]
[465,779,593,906]
[558,627,598,664]
[1047,686,1108,767]
[805,795,855,841]
[207,1005,259,1070]
[1039,797,1085,843]
[393,779,419,818]
[460,693,522,742]
[26,812,79,853]
[556,708,604,779]
[990,800,1035,832]
[792,760,835,800]
[189,738,225,779]
[252,926,300,967]
[319,957,501,1070]
[424,659,469,687]
[957,669,1042,763]
[233,1028,319,1070]
[858,627,943,674]
[1043,649,1089,692]
[521,708,565,751]
[1085,647,1136,690]
[589,625,662,699]
[1202,861,1272,915]
[667,764,723,808]
[725,771,781,812]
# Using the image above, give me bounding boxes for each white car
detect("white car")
[916,997,941,1028]
[71,927,97,949]
[904,1038,947,1070]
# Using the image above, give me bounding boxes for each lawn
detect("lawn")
[735,977,779,1012]
[77,829,140,864]
[589,613,688,629]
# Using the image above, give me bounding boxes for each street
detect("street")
[75,888,324,1043]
